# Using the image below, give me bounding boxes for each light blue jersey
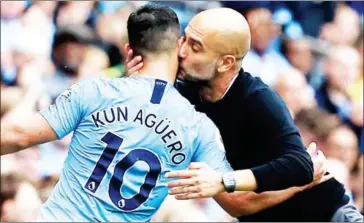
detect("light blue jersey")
[37,76,232,222]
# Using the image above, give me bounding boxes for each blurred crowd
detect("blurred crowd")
[0,1,363,222]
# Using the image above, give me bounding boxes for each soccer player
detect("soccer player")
[126,7,364,222]
[0,4,232,222]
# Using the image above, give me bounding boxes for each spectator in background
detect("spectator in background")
[333,4,361,46]
[317,4,363,162]
[295,109,358,172]
[2,1,55,81]
[0,86,23,118]
[1,62,49,124]
[326,158,351,192]
[274,68,316,118]
[284,1,337,38]
[0,154,17,176]
[295,108,341,148]
[281,38,313,77]
[155,1,222,33]
[77,46,110,80]
[320,4,361,46]
[295,108,363,212]
[1,1,55,121]
[97,1,130,15]
[54,1,96,27]
[1,1,28,86]
[316,46,361,123]
[19,2,55,58]
[316,45,362,156]
[348,32,363,102]
[323,126,359,171]
[241,6,292,86]
[280,38,323,88]
[43,25,97,101]
[0,173,42,222]
[324,125,362,213]
[30,1,57,18]
[348,33,364,156]
[96,12,128,72]
[96,2,140,78]
[351,155,363,213]
[112,1,143,22]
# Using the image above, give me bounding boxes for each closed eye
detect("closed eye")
[192,44,200,53]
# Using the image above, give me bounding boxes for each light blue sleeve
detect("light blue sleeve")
[192,115,233,172]
[39,81,86,139]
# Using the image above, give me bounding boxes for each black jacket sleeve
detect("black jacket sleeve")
[247,88,314,192]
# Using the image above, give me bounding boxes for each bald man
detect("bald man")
[127,7,363,222]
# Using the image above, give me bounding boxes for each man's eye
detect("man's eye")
[192,48,198,53]
[192,45,200,52]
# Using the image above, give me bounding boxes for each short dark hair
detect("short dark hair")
[295,108,341,141]
[127,4,180,57]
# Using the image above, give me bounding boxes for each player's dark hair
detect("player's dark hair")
[127,3,180,57]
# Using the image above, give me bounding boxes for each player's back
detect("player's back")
[38,76,229,222]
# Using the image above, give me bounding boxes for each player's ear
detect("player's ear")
[124,44,131,54]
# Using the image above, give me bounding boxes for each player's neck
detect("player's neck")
[136,54,178,85]
[199,69,238,103]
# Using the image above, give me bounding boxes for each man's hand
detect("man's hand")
[305,142,333,189]
[124,49,143,76]
[166,162,225,200]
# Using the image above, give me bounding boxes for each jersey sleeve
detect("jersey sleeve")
[39,81,86,139]
[191,114,233,172]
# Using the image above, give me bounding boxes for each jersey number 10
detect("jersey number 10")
[84,132,162,211]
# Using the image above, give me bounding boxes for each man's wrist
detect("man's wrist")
[218,173,225,193]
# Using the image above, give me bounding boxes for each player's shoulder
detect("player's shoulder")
[78,76,128,95]
[167,89,202,119]
[194,111,217,131]
[59,77,99,99]
[85,76,116,87]
[75,76,109,90]
[161,83,211,130]
[190,111,223,152]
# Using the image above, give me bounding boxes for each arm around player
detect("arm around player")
[165,143,332,217]
[166,142,330,198]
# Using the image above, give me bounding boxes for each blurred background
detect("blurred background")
[0,1,363,222]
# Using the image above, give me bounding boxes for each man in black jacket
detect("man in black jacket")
[126,7,363,222]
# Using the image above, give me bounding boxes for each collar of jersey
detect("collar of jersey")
[127,75,175,88]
